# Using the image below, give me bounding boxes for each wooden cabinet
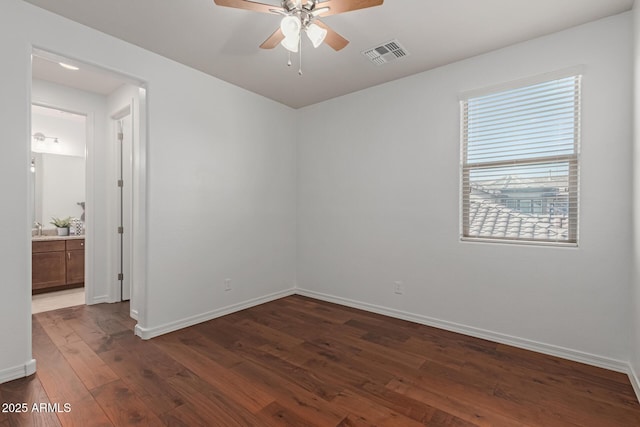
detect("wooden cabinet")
[32,238,84,293]
[32,241,66,291]
[66,239,85,285]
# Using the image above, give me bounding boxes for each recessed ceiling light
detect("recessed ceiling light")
[59,62,79,71]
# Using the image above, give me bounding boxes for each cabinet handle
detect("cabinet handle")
[68,252,71,260]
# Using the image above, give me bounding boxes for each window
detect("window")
[461,75,580,245]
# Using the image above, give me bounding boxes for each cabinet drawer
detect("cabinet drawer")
[32,240,66,253]
[66,239,85,251]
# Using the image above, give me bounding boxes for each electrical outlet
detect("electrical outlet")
[224,278,231,291]
[394,281,404,295]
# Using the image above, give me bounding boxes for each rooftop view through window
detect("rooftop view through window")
[461,75,580,244]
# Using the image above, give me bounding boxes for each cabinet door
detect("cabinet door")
[32,252,66,289]
[66,249,85,285]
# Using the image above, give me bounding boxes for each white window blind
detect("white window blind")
[461,75,580,244]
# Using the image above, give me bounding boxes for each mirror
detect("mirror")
[32,153,85,227]
[31,105,86,231]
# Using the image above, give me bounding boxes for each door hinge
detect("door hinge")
[117,226,124,234]
[118,273,124,281]
[117,179,124,187]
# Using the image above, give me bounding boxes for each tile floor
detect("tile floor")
[32,287,85,314]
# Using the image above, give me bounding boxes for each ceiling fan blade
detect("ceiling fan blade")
[315,0,383,17]
[213,0,285,14]
[314,20,349,51]
[310,7,330,17]
[260,28,285,49]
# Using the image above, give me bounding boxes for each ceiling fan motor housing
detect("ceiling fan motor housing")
[282,0,318,29]
[283,0,316,12]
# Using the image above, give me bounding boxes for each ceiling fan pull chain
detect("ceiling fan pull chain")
[287,51,292,67]
[298,34,303,75]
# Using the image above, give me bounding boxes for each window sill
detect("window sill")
[460,236,578,248]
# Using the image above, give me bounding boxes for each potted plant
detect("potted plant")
[50,216,72,236]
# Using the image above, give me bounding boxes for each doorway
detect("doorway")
[30,104,87,313]
[30,49,146,320]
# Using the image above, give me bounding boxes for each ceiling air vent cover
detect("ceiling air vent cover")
[362,40,410,65]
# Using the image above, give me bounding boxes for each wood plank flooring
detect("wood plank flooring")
[1,295,639,426]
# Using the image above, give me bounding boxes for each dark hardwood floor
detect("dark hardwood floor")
[1,295,639,426]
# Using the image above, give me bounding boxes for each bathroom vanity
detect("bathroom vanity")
[32,236,84,294]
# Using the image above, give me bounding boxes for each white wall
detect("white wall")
[297,13,633,368]
[0,1,34,384]
[0,0,297,382]
[630,1,640,394]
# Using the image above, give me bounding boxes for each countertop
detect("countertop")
[32,235,85,242]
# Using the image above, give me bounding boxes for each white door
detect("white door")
[115,113,133,301]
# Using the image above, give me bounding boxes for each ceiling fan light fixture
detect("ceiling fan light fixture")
[280,15,301,38]
[281,34,299,52]
[305,23,327,48]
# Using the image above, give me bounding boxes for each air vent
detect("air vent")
[362,40,410,66]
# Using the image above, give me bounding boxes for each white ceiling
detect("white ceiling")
[24,0,634,108]
[32,54,128,96]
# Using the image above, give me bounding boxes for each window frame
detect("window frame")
[459,69,582,247]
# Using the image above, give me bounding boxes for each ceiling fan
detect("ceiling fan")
[213,0,384,72]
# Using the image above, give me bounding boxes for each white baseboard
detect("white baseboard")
[0,359,36,384]
[130,308,139,320]
[135,288,296,340]
[296,288,629,374]
[89,294,110,305]
[25,358,36,376]
[629,364,640,402]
